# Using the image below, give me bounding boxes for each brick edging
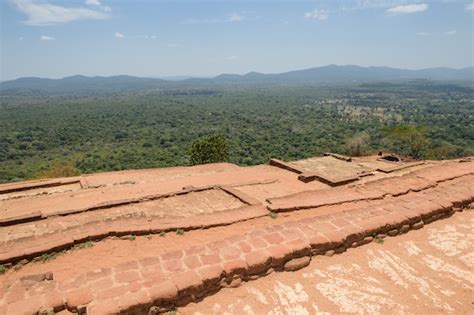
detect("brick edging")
[267,165,474,212]
[2,187,472,315]
[0,178,81,195]
[0,184,260,227]
[0,205,268,265]
[91,198,474,314]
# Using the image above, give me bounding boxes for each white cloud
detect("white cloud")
[444,30,457,35]
[167,43,179,48]
[181,12,248,24]
[139,34,157,40]
[466,3,474,11]
[339,1,432,12]
[304,9,329,21]
[181,18,219,24]
[416,31,429,36]
[85,0,111,12]
[228,12,244,22]
[387,3,428,15]
[226,55,238,60]
[85,0,100,6]
[14,0,109,26]
[40,35,54,41]
[117,33,158,40]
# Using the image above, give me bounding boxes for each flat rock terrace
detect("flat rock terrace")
[0,154,473,314]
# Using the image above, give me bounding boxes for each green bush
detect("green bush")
[32,161,81,179]
[383,124,429,159]
[189,134,229,165]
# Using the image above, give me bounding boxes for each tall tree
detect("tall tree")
[189,135,230,165]
[384,124,429,159]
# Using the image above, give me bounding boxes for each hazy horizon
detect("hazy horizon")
[1,0,474,81]
[2,63,474,82]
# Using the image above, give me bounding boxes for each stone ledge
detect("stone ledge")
[0,184,261,228]
[0,204,268,265]
[267,163,474,212]
[323,152,352,162]
[376,161,424,173]
[0,178,81,195]
[269,159,304,174]
[2,187,472,315]
[219,186,261,206]
[298,172,360,186]
[0,211,43,227]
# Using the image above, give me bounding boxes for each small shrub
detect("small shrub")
[14,260,28,270]
[269,211,277,219]
[383,124,429,159]
[176,228,184,235]
[165,309,177,315]
[36,252,63,262]
[129,235,136,241]
[33,161,81,179]
[346,132,370,156]
[159,231,166,237]
[0,264,7,274]
[374,236,384,244]
[76,241,94,249]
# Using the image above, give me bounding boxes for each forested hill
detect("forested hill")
[1,65,473,93]
[1,82,473,183]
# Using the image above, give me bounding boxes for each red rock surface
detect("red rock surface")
[0,155,473,314]
[181,209,474,314]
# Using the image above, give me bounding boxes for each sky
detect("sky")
[1,0,473,80]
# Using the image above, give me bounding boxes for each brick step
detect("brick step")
[1,163,472,266]
[1,183,473,315]
[0,184,260,227]
[0,205,268,265]
[267,162,474,212]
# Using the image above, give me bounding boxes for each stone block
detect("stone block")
[170,270,203,297]
[262,232,284,245]
[266,244,292,267]
[197,265,224,285]
[248,237,268,250]
[219,245,241,261]
[286,239,311,257]
[162,259,184,273]
[147,280,178,302]
[245,250,271,274]
[115,270,142,284]
[183,255,202,269]
[161,250,184,261]
[284,256,311,272]
[200,254,221,266]
[65,287,93,309]
[114,260,138,273]
[222,259,247,276]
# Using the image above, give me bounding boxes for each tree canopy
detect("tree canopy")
[0,82,472,182]
[190,135,230,165]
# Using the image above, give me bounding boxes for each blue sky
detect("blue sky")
[1,0,473,80]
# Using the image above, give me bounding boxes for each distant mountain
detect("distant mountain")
[209,65,474,83]
[1,65,472,93]
[0,75,171,93]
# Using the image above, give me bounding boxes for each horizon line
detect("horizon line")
[2,64,474,82]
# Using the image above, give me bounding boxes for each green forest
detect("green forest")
[0,81,473,183]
